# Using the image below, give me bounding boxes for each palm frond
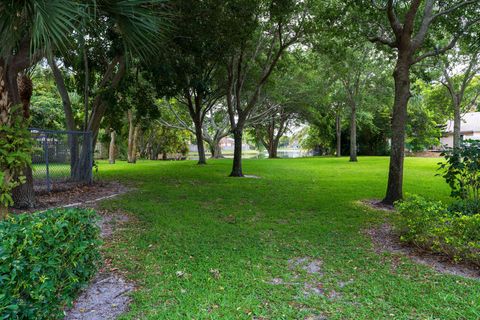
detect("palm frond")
[0,0,85,58]
[94,0,172,60]
[31,1,86,54]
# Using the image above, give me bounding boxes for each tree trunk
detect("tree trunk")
[268,138,279,158]
[0,66,11,218]
[336,114,341,157]
[109,130,116,164]
[49,57,79,178]
[268,146,277,159]
[12,168,35,208]
[49,57,75,130]
[453,97,461,149]
[127,110,135,163]
[209,141,224,159]
[87,56,126,146]
[230,128,244,177]
[131,125,139,163]
[12,74,35,209]
[82,40,89,131]
[382,59,411,205]
[194,119,207,165]
[150,145,158,160]
[349,104,358,162]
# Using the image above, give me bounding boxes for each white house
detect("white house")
[440,112,480,148]
[188,137,250,152]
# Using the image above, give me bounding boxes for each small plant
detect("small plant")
[438,140,480,201]
[0,208,102,319]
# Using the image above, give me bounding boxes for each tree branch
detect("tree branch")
[412,16,480,64]
[387,0,403,37]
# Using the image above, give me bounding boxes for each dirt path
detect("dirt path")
[61,183,135,320]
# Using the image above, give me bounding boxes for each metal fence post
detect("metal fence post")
[29,128,94,191]
[88,132,93,184]
[44,134,51,192]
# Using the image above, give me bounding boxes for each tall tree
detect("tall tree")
[202,107,230,159]
[357,0,480,204]
[439,47,480,149]
[250,52,315,158]
[224,0,307,176]
[114,71,159,164]
[326,45,391,162]
[156,100,229,158]
[253,106,294,158]
[150,0,229,165]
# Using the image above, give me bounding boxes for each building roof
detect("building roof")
[444,112,480,134]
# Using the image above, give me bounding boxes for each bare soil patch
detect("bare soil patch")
[64,272,134,320]
[244,174,261,179]
[266,257,342,302]
[11,181,130,214]
[98,212,130,238]
[358,199,395,212]
[366,223,480,279]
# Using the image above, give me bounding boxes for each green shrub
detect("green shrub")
[0,109,34,218]
[0,208,102,319]
[448,199,480,216]
[438,140,480,201]
[395,195,480,266]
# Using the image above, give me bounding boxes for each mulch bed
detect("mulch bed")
[359,199,395,212]
[11,181,130,214]
[360,199,479,279]
[366,223,480,279]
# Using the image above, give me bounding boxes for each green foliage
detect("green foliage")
[438,140,480,201]
[0,208,102,319]
[395,195,480,266]
[299,125,331,152]
[30,68,74,130]
[116,71,160,128]
[397,141,480,265]
[0,110,33,210]
[0,1,85,57]
[147,123,191,158]
[448,199,480,217]
[406,91,443,152]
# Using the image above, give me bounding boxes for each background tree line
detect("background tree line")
[1,0,479,213]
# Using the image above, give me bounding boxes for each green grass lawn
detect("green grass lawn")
[95,157,479,319]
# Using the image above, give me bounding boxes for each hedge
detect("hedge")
[395,195,480,266]
[0,208,102,319]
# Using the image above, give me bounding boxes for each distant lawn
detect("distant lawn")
[95,157,479,319]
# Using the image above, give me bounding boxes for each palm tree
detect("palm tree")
[0,1,169,210]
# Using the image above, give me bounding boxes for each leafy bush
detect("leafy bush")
[438,140,480,201]
[0,109,34,218]
[0,208,102,319]
[395,195,480,266]
[448,199,480,216]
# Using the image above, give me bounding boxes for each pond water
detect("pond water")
[188,149,313,160]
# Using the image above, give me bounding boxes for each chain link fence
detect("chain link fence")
[30,128,93,193]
